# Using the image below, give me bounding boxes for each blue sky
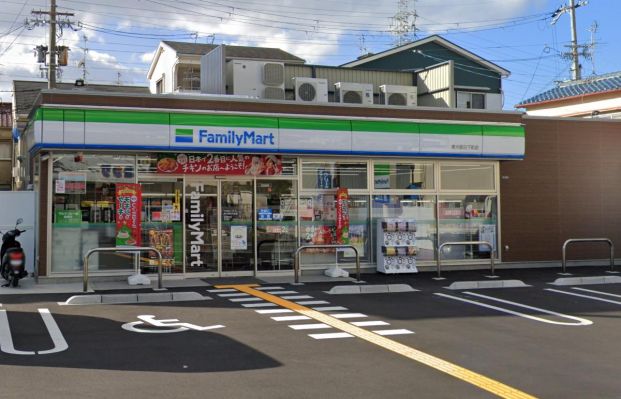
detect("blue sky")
[0,0,618,109]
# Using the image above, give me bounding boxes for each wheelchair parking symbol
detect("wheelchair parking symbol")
[122,315,225,334]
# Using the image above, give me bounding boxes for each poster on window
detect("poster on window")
[335,187,350,245]
[115,183,142,246]
[230,225,247,250]
[58,172,87,194]
[156,153,282,176]
[478,224,496,253]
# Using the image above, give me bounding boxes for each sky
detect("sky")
[0,0,619,109]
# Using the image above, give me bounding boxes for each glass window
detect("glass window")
[51,154,136,273]
[372,195,436,261]
[256,180,298,271]
[302,161,367,190]
[438,195,498,260]
[440,163,495,191]
[299,193,370,265]
[140,179,184,274]
[373,161,434,190]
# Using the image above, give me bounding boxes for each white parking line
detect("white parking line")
[308,332,353,340]
[255,286,284,291]
[266,291,298,295]
[218,293,250,297]
[271,315,311,321]
[352,321,390,327]
[435,292,593,326]
[330,313,367,319]
[297,300,329,305]
[289,323,331,330]
[255,309,293,314]
[207,288,237,293]
[572,287,621,299]
[373,329,414,336]
[282,295,313,300]
[242,303,278,308]
[313,306,348,311]
[229,297,263,302]
[546,288,621,305]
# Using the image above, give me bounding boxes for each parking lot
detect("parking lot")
[0,267,620,399]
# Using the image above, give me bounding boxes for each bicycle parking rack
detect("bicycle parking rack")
[83,246,163,292]
[435,241,496,280]
[561,238,617,275]
[294,244,361,284]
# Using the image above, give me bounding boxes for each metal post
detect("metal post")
[436,241,495,280]
[294,244,361,284]
[561,238,615,274]
[83,246,164,292]
[568,0,581,80]
[48,0,57,89]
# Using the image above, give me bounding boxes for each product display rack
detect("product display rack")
[376,218,418,274]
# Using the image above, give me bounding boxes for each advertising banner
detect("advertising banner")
[335,187,350,245]
[57,172,87,194]
[115,183,142,246]
[156,153,282,176]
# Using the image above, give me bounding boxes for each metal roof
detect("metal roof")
[162,41,305,63]
[12,80,149,117]
[517,71,621,107]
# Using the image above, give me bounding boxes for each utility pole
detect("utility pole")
[551,0,588,81]
[29,1,76,89]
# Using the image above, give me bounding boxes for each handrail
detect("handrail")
[437,241,495,279]
[294,244,361,284]
[561,238,615,274]
[83,246,163,292]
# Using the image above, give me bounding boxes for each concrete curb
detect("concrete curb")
[326,284,417,295]
[59,291,211,305]
[549,276,621,286]
[446,280,529,290]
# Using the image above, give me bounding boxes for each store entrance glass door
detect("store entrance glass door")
[221,180,255,274]
[184,179,218,274]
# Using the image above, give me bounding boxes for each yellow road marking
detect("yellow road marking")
[216,284,538,399]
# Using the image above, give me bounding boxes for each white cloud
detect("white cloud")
[0,0,546,101]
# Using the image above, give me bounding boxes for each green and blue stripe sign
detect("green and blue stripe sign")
[29,108,525,159]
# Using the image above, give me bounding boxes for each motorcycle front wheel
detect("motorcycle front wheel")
[10,276,18,287]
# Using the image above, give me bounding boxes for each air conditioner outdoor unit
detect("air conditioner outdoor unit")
[227,60,285,100]
[334,82,373,105]
[293,77,328,103]
[380,84,417,107]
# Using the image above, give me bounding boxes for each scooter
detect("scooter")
[0,218,28,287]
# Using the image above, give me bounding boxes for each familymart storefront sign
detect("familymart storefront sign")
[26,108,525,159]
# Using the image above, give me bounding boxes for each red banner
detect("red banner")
[156,154,282,176]
[116,183,142,246]
[335,187,350,244]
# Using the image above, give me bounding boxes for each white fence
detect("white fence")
[0,191,36,274]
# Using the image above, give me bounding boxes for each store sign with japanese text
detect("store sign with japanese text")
[116,183,142,246]
[156,153,282,176]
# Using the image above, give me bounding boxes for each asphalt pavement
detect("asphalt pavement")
[0,266,620,399]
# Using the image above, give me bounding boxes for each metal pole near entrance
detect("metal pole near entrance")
[294,244,361,284]
[561,238,616,275]
[436,241,495,280]
[83,246,163,292]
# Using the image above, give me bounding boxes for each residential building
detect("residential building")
[0,103,12,190]
[516,71,621,118]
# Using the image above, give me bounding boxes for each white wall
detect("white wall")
[0,191,35,274]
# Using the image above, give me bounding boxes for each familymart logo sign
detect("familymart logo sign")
[173,127,277,148]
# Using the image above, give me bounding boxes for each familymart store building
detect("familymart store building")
[21,93,524,279]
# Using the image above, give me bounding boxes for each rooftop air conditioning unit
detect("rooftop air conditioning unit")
[227,60,285,100]
[380,84,417,107]
[335,82,373,105]
[293,77,328,103]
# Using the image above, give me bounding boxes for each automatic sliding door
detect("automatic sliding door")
[221,180,254,273]
[184,180,218,273]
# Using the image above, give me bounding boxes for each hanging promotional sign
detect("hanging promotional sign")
[115,183,142,246]
[156,153,282,176]
[335,187,350,245]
